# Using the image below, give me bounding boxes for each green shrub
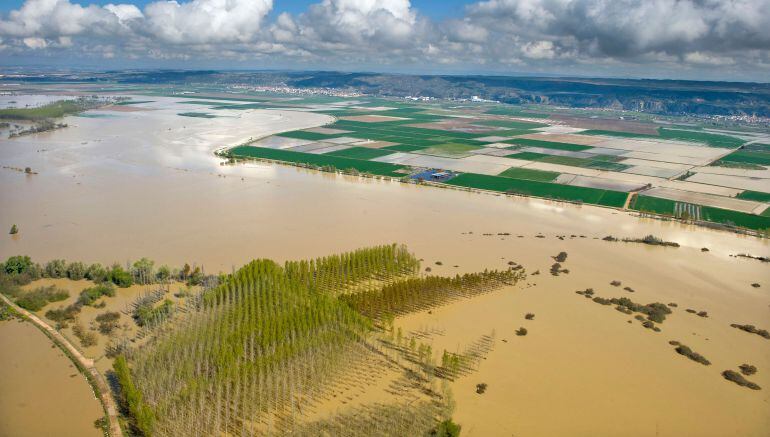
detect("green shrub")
[66,261,87,280]
[77,283,116,306]
[428,419,461,437]
[15,285,69,311]
[85,263,108,282]
[3,255,33,276]
[44,259,67,278]
[134,299,173,327]
[110,265,133,288]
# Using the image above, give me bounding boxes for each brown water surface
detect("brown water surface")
[0,320,103,437]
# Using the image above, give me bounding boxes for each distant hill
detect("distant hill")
[3,69,769,117]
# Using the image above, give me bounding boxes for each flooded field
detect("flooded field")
[1,94,769,436]
[0,319,103,437]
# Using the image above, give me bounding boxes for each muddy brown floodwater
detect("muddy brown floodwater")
[1,95,769,436]
[0,320,103,437]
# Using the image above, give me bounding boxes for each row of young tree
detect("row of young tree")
[118,245,417,436]
[1,255,208,289]
[283,244,420,295]
[340,269,525,320]
[114,244,519,436]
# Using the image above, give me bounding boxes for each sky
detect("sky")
[0,0,768,82]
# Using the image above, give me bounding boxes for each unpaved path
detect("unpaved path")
[0,293,124,437]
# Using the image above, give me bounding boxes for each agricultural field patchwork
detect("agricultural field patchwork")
[225,97,769,233]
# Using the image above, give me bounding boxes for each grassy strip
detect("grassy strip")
[324,146,395,160]
[0,100,88,120]
[114,100,154,106]
[446,173,627,207]
[581,128,744,148]
[114,355,155,436]
[498,167,560,182]
[277,130,339,141]
[177,112,216,118]
[229,146,406,177]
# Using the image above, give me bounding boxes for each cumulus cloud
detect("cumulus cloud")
[0,0,768,80]
[142,0,272,44]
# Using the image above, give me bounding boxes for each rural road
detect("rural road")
[0,293,124,437]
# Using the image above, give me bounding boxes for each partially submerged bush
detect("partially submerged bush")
[45,304,80,325]
[722,370,761,390]
[730,324,770,340]
[476,383,488,394]
[739,364,757,376]
[515,327,528,336]
[15,285,69,311]
[610,280,621,287]
[553,252,567,263]
[77,283,116,306]
[429,419,461,437]
[95,311,121,335]
[73,323,97,347]
[525,313,535,320]
[673,344,711,366]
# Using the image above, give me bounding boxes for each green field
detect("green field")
[630,195,676,215]
[446,173,627,207]
[737,190,770,202]
[278,130,337,141]
[382,144,427,152]
[476,119,548,129]
[581,128,744,148]
[229,146,406,177]
[505,151,629,171]
[717,150,770,166]
[484,107,551,118]
[503,138,592,151]
[325,147,395,160]
[498,167,560,182]
[418,143,482,157]
[631,195,770,231]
